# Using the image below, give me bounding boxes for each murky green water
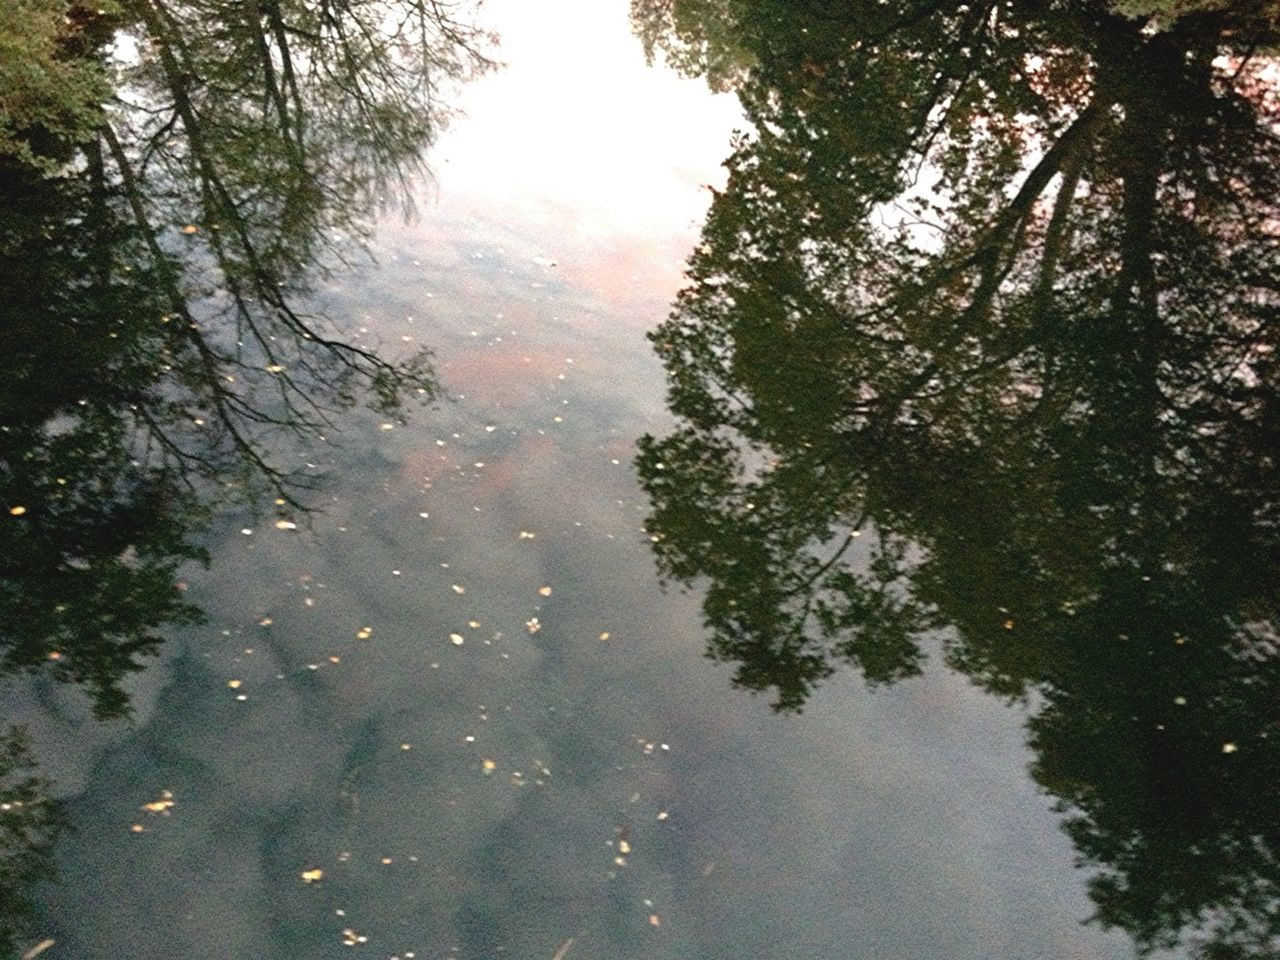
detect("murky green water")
[4,2,1279,958]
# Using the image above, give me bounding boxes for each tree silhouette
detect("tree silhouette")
[637,2,1280,955]
[1,0,491,948]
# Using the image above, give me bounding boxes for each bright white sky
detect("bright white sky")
[430,0,743,237]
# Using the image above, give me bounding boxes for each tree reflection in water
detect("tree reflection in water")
[1,0,491,948]
[634,2,1280,956]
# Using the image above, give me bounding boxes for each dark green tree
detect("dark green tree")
[2,0,492,948]
[637,2,1280,955]
[0,729,61,960]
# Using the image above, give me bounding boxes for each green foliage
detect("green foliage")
[0,728,61,958]
[637,2,1280,955]
[0,1,113,171]
[0,0,493,937]
[630,0,755,90]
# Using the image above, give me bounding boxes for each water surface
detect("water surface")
[5,2,1278,959]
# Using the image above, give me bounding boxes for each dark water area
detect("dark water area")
[3,2,1279,959]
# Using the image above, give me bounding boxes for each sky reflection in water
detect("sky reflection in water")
[8,0,1211,957]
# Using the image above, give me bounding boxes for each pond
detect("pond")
[3,2,1279,959]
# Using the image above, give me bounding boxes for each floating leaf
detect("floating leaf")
[140,790,175,814]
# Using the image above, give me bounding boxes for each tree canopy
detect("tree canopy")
[636,2,1280,956]
[1,0,491,949]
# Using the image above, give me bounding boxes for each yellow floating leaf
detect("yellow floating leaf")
[356,627,373,639]
[180,224,199,235]
[227,679,242,689]
[482,758,496,772]
[450,633,465,646]
[451,584,466,594]
[538,586,553,597]
[8,506,27,516]
[21,939,56,960]
[274,519,297,530]
[300,868,324,883]
[140,789,174,814]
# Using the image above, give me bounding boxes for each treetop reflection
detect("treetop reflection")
[635,2,1280,956]
[1,0,491,949]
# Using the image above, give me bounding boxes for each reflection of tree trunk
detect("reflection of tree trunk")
[1106,40,1168,454]
[84,137,112,290]
[1033,146,1085,316]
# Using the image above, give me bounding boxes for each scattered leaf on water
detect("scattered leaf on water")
[21,939,56,960]
[301,868,324,883]
[140,790,175,814]
[356,627,373,639]
[450,633,465,646]
[8,506,27,516]
[538,586,553,597]
[274,519,297,530]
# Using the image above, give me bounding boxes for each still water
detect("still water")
[3,1,1278,958]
